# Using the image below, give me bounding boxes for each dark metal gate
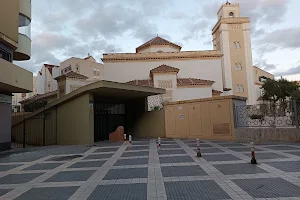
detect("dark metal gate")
[94,103,125,142]
[11,106,56,148]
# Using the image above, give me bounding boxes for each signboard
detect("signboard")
[178,114,184,119]
[0,94,12,104]
[89,100,94,109]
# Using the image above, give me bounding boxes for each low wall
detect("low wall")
[235,128,300,143]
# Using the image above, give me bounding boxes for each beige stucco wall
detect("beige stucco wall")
[0,0,19,47]
[253,66,274,83]
[57,93,94,145]
[0,59,33,93]
[60,57,104,81]
[165,96,236,140]
[133,110,166,138]
[103,59,224,92]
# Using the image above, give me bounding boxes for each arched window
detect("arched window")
[229,12,234,18]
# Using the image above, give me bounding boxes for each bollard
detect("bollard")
[129,135,132,147]
[250,142,257,164]
[196,138,202,157]
[158,137,161,148]
[124,134,126,143]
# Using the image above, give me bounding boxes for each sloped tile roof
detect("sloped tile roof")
[212,89,223,95]
[150,64,180,74]
[44,64,59,75]
[126,78,214,87]
[177,78,214,86]
[19,90,57,104]
[136,36,182,52]
[126,80,154,87]
[54,71,89,80]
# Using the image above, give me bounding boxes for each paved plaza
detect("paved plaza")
[0,139,300,199]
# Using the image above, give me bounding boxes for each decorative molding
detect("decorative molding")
[228,24,242,30]
[102,51,223,62]
[212,17,250,34]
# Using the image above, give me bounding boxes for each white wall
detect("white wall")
[65,78,89,94]
[35,71,45,94]
[60,57,104,81]
[173,87,212,101]
[103,59,223,91]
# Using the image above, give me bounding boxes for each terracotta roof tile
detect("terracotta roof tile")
[44,64,59,75]
[126,78,214,87]
[54,71,89,80]
[19,91,57,104]
[136,36,181,53]
[150,64,180,74]
[177,78,214,86]
[212,89,223,95]
[126,80,154,87]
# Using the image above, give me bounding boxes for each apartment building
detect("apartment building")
[0,0,33,151]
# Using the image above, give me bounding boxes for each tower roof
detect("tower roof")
[150,64,180,74]
[136,36,182,53]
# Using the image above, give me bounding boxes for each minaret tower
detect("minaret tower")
[212,1,255,104]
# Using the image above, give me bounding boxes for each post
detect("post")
[250,142,257,164]
[124,134,126,143]
[43,113,46,146]
[158,137,161,148]
[23,118,26,148]
[196,138,201,157]
[293,99,299,128]
[129,135,132,147]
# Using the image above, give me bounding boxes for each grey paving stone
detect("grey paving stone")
[161,144,181,148]
[0,153,46,163]
[203,154,241,161]
[158,149,186,155]
[159,156,194,164]
[103,167,148,180]
[165,180,230,200]
[47,147,90,155]
[87,183,147,200]
[214,163,268,175]
[266,161,300,172]
[265,145,300,151]
[161,165,207,177]
[94,147,120,153]
[194,148,224,153]
[114,158,148,166]
[0,189,12,197]
[233,178,300,198]
[0,173,44,184]
[211,140,233,143]
[14,186,79,200]
[68,160,106,168]
[133,141,150,145]
[0,164,22,171]
[23,163,63,171]
[121,151,149,157]
[83,153,113,160]
[126,146,149,151]
[218,143,246,147]
[184,140,205,144]
[243,152,287,160]
[228,147,263,152]
[285,151,300,157]
[188,143,213,148]
[45,170,96,182]
[46,155,83,161]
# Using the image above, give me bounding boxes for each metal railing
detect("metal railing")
[235,101,300,128]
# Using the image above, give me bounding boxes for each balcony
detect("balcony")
[0,58,33,93]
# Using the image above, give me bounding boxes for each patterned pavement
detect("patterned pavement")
[0,140,300,199]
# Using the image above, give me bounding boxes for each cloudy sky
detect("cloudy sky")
[15,0,300,80]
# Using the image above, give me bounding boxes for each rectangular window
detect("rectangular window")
[158,80,173,89]
[0,48,11,62]
[236,84,244,93]
[93,68,100,79]
[233,42,241,49]
[235,63,242,70]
